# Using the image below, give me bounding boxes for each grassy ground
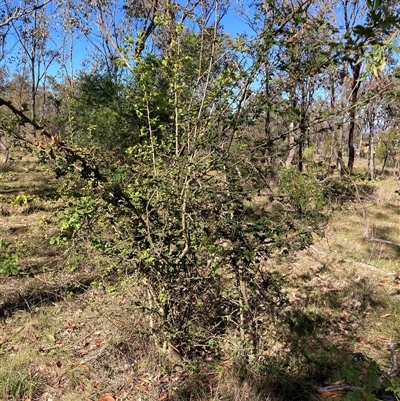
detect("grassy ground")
[0,153,59,273]
[0,152,399,401]
[0,152,114,318]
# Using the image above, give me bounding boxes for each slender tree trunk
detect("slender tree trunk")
[358,136,363,158]
[297,109,307,172]
[336,127,346,174]
[329,73,344,175]
[264,61,272,169]
[395,154,400,179]
[381,154,388,175]
[285,94,297,167]
[368,141,375,180]
[298,136,303,172]
[285,122,296,167]
[347,62,362,174]
[368,117,375,180]
[31,9,37,127]
[0,138,9,164]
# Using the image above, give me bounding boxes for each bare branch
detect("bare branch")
[0,0,51,29]
[368,238,400,248]
[315,385,363,393]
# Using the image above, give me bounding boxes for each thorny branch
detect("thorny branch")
[0,95,176,270]
[0,96,102,181]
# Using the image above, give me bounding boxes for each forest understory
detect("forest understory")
[0,154,399,401]
[1,1,400,399]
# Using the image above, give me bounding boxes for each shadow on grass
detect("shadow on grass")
[0,184,58,198]
[0,277,93,319]
[369,223,400,259]
[168,344,380,401]
[128,273,392,401]
[373,224,400,240]
[372,204,400,218]
[1,233,59,259]
[0,262,393,401]
[0,158,59,199]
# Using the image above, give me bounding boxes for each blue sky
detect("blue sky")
[62,0,251,75]
[2,0,390,82]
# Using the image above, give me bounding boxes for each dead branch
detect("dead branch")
[368,238,400,248]
[315,384,363,393]
[0,96,103,181]
[309,245,327,255]
[353,261,398,276]
[388,342,399,377]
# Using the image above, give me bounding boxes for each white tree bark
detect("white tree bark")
[0,137,9,164]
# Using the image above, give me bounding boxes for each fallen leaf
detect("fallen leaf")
[135,384,149,394]
[159,393,169,401]
[97,396,116,401]
[319,391,343,399]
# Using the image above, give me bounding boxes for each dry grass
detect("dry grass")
[272,174,400,387]
[0,153,400,400]
[0,151,118,318]
[0,152,61,275]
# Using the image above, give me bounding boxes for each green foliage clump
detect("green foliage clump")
[11,193,38,206]
[323,175,357,203]
[57,72,142,153]
[376,128,400,167]
[50,39,328,358]
[386,377,400,399]
[0,239,19,276]
[279,166,326,216]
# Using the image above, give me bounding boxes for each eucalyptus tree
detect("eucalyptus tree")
[0,0,51,61]
[59,0,178,73]
[239,0,336,175]
[244,0,400,176]
[358,74,391,179]
[0,0,57,160]
[6,0,61,127]
[375,68,400,174]
[333,0,400,174]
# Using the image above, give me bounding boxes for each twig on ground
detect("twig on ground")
[309,245,327,255]
[388,342,399,377]
[368,238,400,248]
[306,246,398,276]
[352,261,398,276]
[315,384,363,393]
